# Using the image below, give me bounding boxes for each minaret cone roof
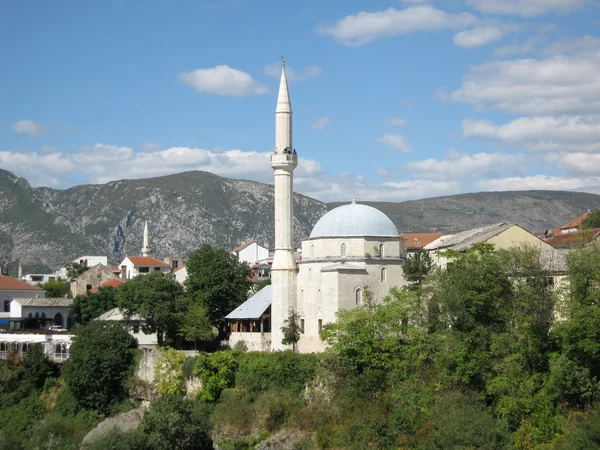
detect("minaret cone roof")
[276,57,291,113]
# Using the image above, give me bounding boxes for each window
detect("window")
[173,260,179,269]
[340,243,347,257]
[308,268,312,282]
[133,325,140,333]
[3,300,10,312]
[121,265,127,279]
[379,243,384,258]
[381,267,387,282]
[355,288,363,305]
[86,284,92,291]
[139,267,149,273]
[154,267,161,271]
[317,289,322,306]
[310,244,314,258]
[318,319,323,333]
[300,319,305,334]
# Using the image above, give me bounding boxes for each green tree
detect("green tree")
[179,304,214,348]
[185,244,252,336]
[65,262,89,280]
[39,279,71,298]
[281,310,302,352]
[582,209,600,229]
[62,321,137,413]
[140,395,213,450]
[154,347,186,396]
[402,248,433,289]
[70,287,119,325]
[117,271,187,346]
[194,351,238,402]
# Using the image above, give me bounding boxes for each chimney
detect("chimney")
[18,260,23,279]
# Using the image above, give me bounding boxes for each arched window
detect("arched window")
[28,313,33,318]
[340,243,347,257]
[379,243,384,258]
[381,267,387,282]
[41,313,46,318]
[355,288,363,305]
[308,268,312,282]
[317,289,322,306]
[54,312,64,328]
[34,312,39,319]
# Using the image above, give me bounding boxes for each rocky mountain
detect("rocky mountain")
[1,168,599,273]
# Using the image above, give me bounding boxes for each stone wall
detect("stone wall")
[70,264,118,297]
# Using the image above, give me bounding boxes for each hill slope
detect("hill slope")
[1,168,598,272]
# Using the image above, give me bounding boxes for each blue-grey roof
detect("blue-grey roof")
[310,203,399,238]
[225,285,271,320]
[320,263,368,273]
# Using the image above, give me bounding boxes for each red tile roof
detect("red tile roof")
[561,212,590,230]
[88,278,124,294]
[0,274,43,291]
[109,265,120,272]
[547,229,600,248]
[127,256,170,268]
[231,240,254,254]
[400,232,443,249]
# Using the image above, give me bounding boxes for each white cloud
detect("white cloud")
[476,175,600,193]
[263,63,322,81]
[40,145,57,153]
[317,6,477,46]
[11,120,45,136]
[400,100,413,108]
[378,134,412,152]
[404,151,527,179]
[386,118,406,127]
[312,116,331,131]
[453,25,510,48]
[0,144,323,187]
[548,152,600,177]
[462,116,600,152]
[440,38,600,115]
[466,0,591,17]
[142,141,161,151]
[177,65,268,96]
[494,36,542,57]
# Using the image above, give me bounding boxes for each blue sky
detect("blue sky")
[1,0,599,202]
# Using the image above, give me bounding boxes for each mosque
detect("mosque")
[226,58,407,353]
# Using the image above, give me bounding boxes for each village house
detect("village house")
[540,211,600,250]
[119,256,171,280]
[400,232,442,256]
[70,263,120,297]
[0,274,44,327]
[231,240,269,266]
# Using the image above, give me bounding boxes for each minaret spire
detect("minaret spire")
[270,55,298,351]
[142,221,152,257]
[275,55,292,153]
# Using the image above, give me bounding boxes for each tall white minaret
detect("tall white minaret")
[270,56,298,351]
[141,221,153,257]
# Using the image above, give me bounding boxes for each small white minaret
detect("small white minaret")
[141,221,153,257]
[270,56,298,351]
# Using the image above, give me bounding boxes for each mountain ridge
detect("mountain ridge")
[1,168,598,273]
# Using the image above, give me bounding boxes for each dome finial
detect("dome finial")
[351,192,356,204]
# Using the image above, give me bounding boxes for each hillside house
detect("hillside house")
[226,285,272,351]
[9,297,72,330]
[0,275,44,327]
[70,263,120,296]
[173,266,188,284]
[400,232,442,256]
[541,212,600,249]
[23,273,58,284]
[231,240,269,266]
[119,256,171,280]
[95,308,158,346]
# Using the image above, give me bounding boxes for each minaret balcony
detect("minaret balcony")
[270,152,298,170]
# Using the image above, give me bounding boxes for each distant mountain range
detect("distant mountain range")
[1,168,598,273]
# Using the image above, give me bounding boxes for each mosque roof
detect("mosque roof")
[309,203,399,239]
[225,285,271,320]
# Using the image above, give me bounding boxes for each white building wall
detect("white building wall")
[174,267,188,284]
[238,243,269,266]
[73,256,108,267]
[0,290,42,319]
[119,258,171,280]
[228,331,271,351]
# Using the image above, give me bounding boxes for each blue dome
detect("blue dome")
[310,203,399,238]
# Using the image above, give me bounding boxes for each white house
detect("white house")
[72,255,108,267]
[173,266,188,284]
[95,308,158,346]
[23,273,59,285]
[118,256,171,280]
[10,297,72,330]
[0,275,44,324]
[231,240,269,266]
